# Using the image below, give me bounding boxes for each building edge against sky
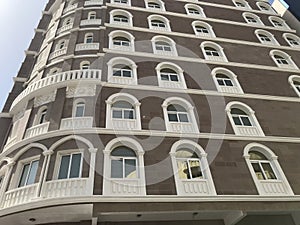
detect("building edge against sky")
[0,0,300,225]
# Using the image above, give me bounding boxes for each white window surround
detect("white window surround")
[107,57,138,85]
[255,29,279,45]
[33,106,48,126]
[269,16,290,29]
[72,98,86,117]
[56,39,67,50]
[211,67,244,94]
[200,41,228,62]
[112,0,131,6]
[110,9,133,27]
[80,61,90,70]
[269,49,298,69]
[53,149,84,180]
[256,2,275,13]
[232,0,251,9]
[151,35,178,56]
[192,21,216,37]
[243,143,294,196]
[242,12,264,25]
[102,137,146,196]
[155,62,187,89]
[108,30,135,52]
[145,0,166,11]
[184,4,206,17]
[84,33,94,43]
[162,97,199,133]
[170,140,216,196]
[225,101,265,136]
[88,11,97,20]
[105,93,141,130]
[288,75,300,97]
[147,15,171,32]
[62,17,73,26]
[283,33,300,48]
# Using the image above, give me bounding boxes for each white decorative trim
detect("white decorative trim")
[283,33,300,48]
[269,16,290,30]
[151,35,178,56]
[288,75,300,97]
[269,49,299,69]
[110,9,133,27]
[108,30,135,52]
[66,84,97,98]
[147,14,171,32]
[144,0,166,11]
[184,3,206,17]
[192,20,216,38]
[34,90,57,108]
[200,41,228,62]
[242,12,264,26]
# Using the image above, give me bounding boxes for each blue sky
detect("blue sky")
[0,0,48,110]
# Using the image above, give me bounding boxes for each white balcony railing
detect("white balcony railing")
[84,0,103,6]
[111,45,133,52]
[169,122,196,133]
[151,26,169,32]
[111,119,138,130]
[109,76,135,85]
[259,180,290,196]
[57,23,73,35]
[160,81,185,89]
[206,55,226,62]
[42,178,89,198]
[49,48,67,60]
[60,117,93,130]
[75,43,99,51]
[80,19,102,26]
[11,70,102,111]
[63,3,78,14]
[108,179,141,196]
[2,184,38,208]
[179,179,210,195]
[154,50,176,56]
[236,126,263,136]
[219,86,241,94]
[24,122,50,139]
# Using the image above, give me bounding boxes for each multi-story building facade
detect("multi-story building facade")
[0,0,300,224]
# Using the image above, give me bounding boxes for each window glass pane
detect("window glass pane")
[189,160,202,179]
[233,116,242,125]
[112,147,136,157]
[170,75,179,81]
[168,113,178,122]
[123,70,132,77]
[217,79,225,86]
[75,105,85,117]
[19,164,30,187]
[252,162,265,180]
[241,116,252,126]
[178,113,189,122]
[124,110,134,119]
[112,110,123,119]
[224,79,233,86]
[26,160,39,185]
[161,74,169,81]
[262,163,277,180]
[113,69,121,76]
[70,153,81,178]
[125,159,137,178]
[58,155,70,179]
[177,160,189,179]
[111,159,123,178]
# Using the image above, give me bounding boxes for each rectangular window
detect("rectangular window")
[111,157,137,179]
[177,159,202,179]
[58,153,82,179]
[18,160,39,187]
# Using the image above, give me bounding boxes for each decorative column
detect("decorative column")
[87,148,98,195]
[0,160,15,207]
[39,150,54,198]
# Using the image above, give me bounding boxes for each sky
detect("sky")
[0,0,48,111]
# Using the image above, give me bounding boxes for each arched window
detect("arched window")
[109,30,135,52]
[106,93,141,130]
[269,16,290,29]
[242,12,263,25]
[170,140,216,196]
[112,0,131,6]
[84,33,94,43]
[184,4,206,17]
[18,159,40,187]
[148,15,171,31]
[226,102,264,136]
[110,10,133,27]
[270,50,298,69]
[201,42,228,62]
[162,97,198,133]
[107,57,138,85]
[80,61,90,70]
[145,0,165,11]
[288,75,300,97]
[155,62,187,89]
[57,151,83,179]
[211,67,243,94]
[103,137,146,196]
[283,33,300,48]
[56,39,67,50]
[192,21,215,37]
[233,0,251,9]
[152,36,177,56]
[256,2,274,13]
[34,106,48,126]
[88,11,97,20]
[73,100,86,117]
[244,143,294,195]
[255,30,279,45]
[63,17,73,26]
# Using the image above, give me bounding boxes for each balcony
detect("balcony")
[75,43,99,51]
[151,26,169,32]
[42,178,89,198]
[160,80,185,89]
[111,45,133,52]
[258,180,292,196]
[178,179,211,196]
[49,48,67,60]
[84,0,103,6]
[219,86,242,94]
[235,125,263,136]
[24,122,50,139]
[60,117,93,130]
[2,184,38,208]
[10,69,102,111]
[109,76,135,85]
[80,19,102,26]
[206,55,226,62]
[57,23,73,35]
[63,3,78,14]
[168,122,197,133]
[111,119,139,130]
[106,179,142,196]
